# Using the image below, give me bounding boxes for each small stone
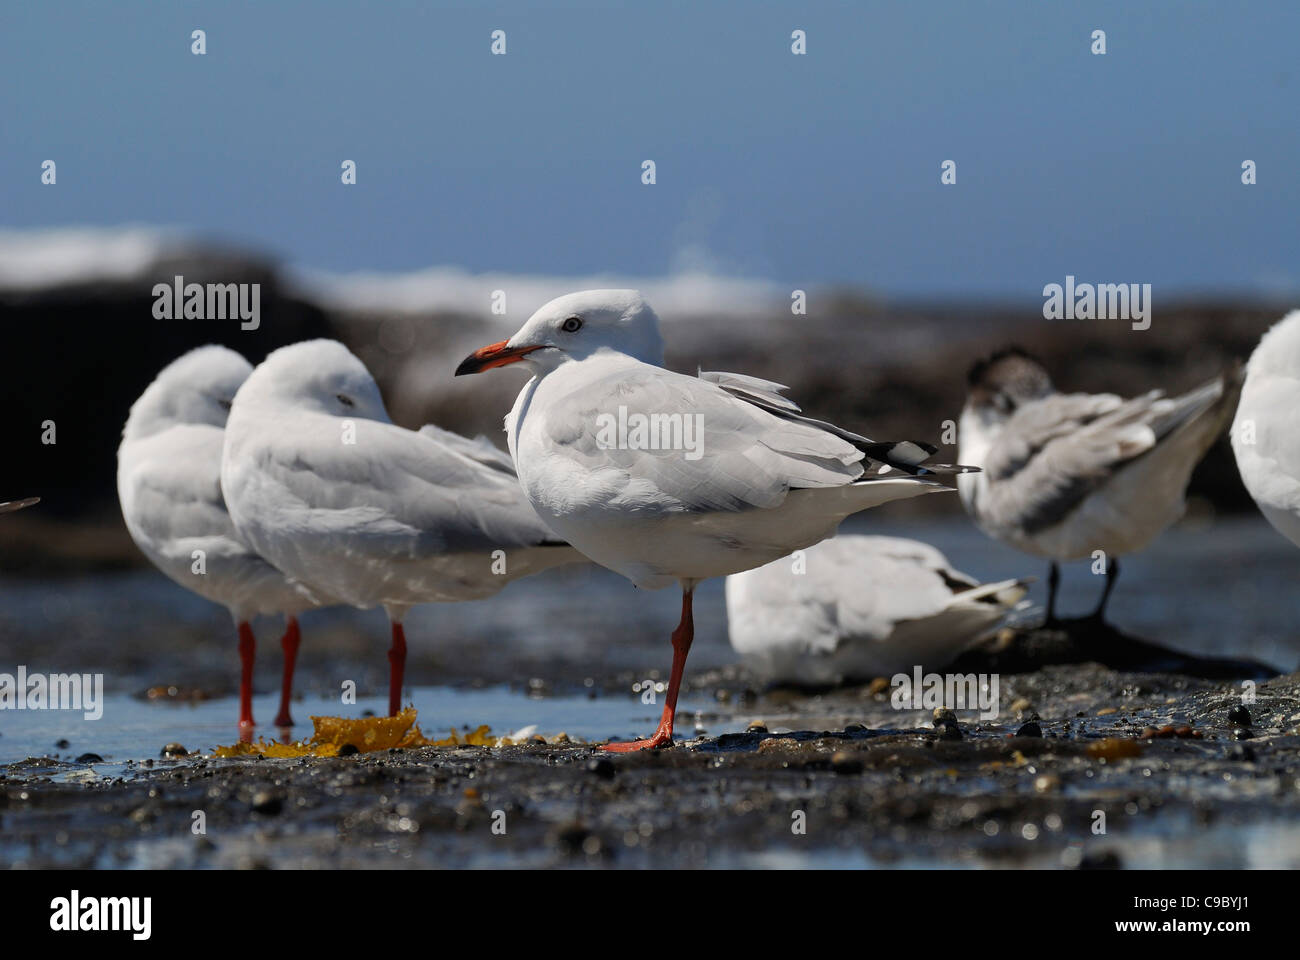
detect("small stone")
[1096,707,1117,716]
[933,707,957,724]
[1233,727,1253,740]
[865,677,890,696]
[1009,698,1032,715]
[75,753,104,764]
[1015,721,1043,738]
[586,758,616,779]
[1227,704,1251,726]
[746,720,769,733]
[160,742,187,758]
[55,739,70,749]
[843,722,868,735]
[251,791,283,815]
[936,723,962,741]
[337,743,360,757]
[830,751,863,774]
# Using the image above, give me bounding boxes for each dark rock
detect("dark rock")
[1015,721,1043,738]
[1227,704,1251,726]
[74,753,103,764]
[586,758,616,780]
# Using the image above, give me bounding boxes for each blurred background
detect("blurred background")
[2,1,1299,692]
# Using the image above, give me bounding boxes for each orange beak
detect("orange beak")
[454,340,542,376]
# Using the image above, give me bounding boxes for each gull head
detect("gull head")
[123,344,252,443]
[234,339,390,422]
[455,289,665,376]
[964,347,1054,428]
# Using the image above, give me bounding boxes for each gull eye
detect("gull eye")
[336,393,355,408]
[560,316,583,333]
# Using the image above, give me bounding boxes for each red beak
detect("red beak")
[454,340,542,376]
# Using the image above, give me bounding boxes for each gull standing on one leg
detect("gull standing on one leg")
[456,290,971,751]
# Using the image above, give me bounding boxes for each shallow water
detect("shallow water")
[1,513,1297,767]
[0,684,740,768]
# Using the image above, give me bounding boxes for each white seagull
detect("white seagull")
[1232,309,1300,550]
[220,339,584,716]
[958,347,1240,624]
[455,289,970,751]
[726,535,1030,686]
[117,346,330,730]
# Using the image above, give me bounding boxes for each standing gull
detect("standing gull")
[220,339,583,716]
[456,289,969,751]
[117,346,329,730]
[1232,309,1300,550]
[958,347,1240,625]
[726,535,1030,686]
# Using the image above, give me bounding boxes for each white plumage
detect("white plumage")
[726,535,1029,685]
[220,338,583,715]
[458,289,959,750]
[1232,309,1300,549]
[117,345,327,729]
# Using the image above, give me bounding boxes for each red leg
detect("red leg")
[274,616,301,728]
[387,620,407,716]
[237,621,256,731]
[604,586,694,752]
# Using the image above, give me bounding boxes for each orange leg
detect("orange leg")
[274,616,301,728]
[237,621,256,731]
[604,586,694,752]
[387,620,407,716]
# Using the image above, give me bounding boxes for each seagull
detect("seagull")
[726,535,1030,686]
[220,339,584,716]
[1232,309,1300,550]
[958,347,1241,625]
[0,497,39,514]
[455,289,970,751]
[117,346,330,731]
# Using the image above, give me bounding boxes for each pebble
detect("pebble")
[337,743,360,757]
[251,791,283,815]
[932,708,957,724]
[1015,721,1043,738]
[55,739,70,749]
[830,751,863,775]
[1008,698,1033,715]
[936,722,962,741]
[1227,704,1251,726]
[1233,727,1253,741]
[843,722,868,735]
[160,742,187,758]
[746,720,769,733]
[75,753,104,764]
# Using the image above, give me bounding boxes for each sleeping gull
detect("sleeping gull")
[117,346,330,730]
[726,535,1030,686]
[958,347,1240,625]
[1232,309,1300,550]
[455,289,970,750]
[220,339,583,716]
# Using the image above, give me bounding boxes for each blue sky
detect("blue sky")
[2,0,1297,300]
